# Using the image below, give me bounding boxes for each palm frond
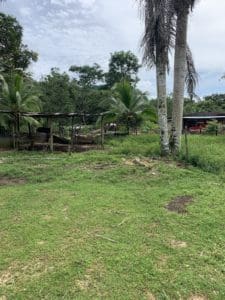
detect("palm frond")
[174,0,198,12]
[22,116,40,127]
[0,74,42,128]
[139,0,175,69]
[185,45,198,100]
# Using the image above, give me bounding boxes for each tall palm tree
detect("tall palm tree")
[139,0,174,156]
[0,74,41,148]
[170,0,198,154]
[106,81,154,134]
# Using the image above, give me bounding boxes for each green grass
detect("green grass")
[107,134,160,157]
[180,134,225,174]
[0,136,225,299]
[108,133,225,174]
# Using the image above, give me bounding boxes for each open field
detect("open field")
[0,135,225,299]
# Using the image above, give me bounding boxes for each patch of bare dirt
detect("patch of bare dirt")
[37,241,45,246]
[0,270,14,286]
[188,296,208,300]
[0,259,53,287]
[146,223,159,238]
[123,157,156,169]
[0,177,26,186]
[165,195,193,214]
[157,255,168,269]
[170,240,187,249]
[42,215,53,221]
[75,262,105,292]
[76,275,91,291]
[146,292,156,300]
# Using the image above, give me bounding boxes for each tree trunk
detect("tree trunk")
[156,58,169,156]
[170,10,189,154]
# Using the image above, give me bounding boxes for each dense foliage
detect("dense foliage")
[0,13,149,130]
[104,81,154,133]
[0,13,38,75]
[149,94,225,119]
[0,12,225,134]
[106,51,141,87]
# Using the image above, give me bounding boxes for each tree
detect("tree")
[170,0,198,154]
[39,67,111,125]
[69,64,111,123]
[106,51,141,87]
[139,0,197,155]
[69,63,105,87]
[0,13,38,75]
[39,68,72,114]
[106,81,153,134]
[191,94,225,113]
[139,0,174,156]
[0,74,41,147]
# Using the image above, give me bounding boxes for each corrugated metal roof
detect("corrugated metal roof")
[0,111,106,117]
[183,116,225,119]
[184,112,225,117]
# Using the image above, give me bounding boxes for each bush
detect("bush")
[141,120,159,134]
[205,121,219,134]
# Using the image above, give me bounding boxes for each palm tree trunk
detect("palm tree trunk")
[171,10,189,154]
[156,57,169,156]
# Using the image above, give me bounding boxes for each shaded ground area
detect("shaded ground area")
[166,195,194,214]
[0,177,26,186]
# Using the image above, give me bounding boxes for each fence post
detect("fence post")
[100,115,105,149]
[184,126,189,166]
[15,112,20,150]
[69,116,74,155]
[49,117,53,153]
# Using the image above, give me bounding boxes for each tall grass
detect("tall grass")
[106,134,161,157]
[180,134,225,174]
[107,133,225,174]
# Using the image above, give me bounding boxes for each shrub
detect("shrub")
[205,121,219,134]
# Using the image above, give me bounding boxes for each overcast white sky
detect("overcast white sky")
[1,0,225,97]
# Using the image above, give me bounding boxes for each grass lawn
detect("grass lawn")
[0,135,225,299]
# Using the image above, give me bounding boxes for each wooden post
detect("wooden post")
[28,124,35,151]
[69,116,74,155]
[100,115,104,149]
[16,112,20,150]
[184,126,189,166]
[49,117,53,153]
[12,122,16,149]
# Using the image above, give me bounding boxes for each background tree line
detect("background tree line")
[1,11,225,137]
[0,12,149,131]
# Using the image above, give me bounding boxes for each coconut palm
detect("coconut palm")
[139,0,198,155]
[170,0,198,154]
[0,74,41,148]
[106,81,154,134]
[139,0,175,156]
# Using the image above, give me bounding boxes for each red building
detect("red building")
[183,112,225,133]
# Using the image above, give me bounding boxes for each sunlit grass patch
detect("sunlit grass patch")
[0,137,225,299]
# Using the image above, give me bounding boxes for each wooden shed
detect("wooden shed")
[183,112,225,133]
